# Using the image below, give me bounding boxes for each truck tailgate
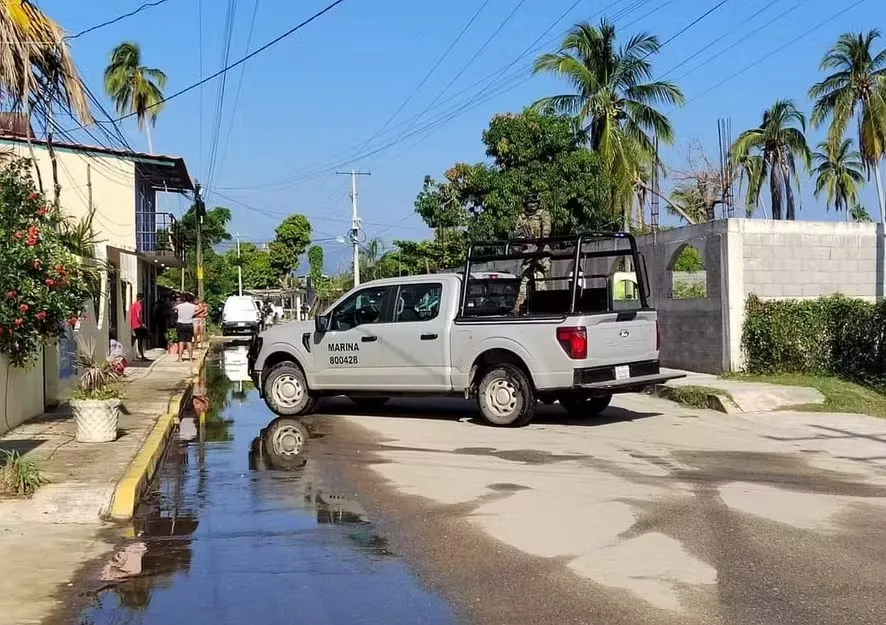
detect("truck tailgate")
[582,310,658,367]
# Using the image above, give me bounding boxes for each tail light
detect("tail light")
[655,320,660,351]
[556,326,587,360]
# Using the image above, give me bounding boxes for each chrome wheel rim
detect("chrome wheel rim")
[271,374,303,408]
[271,424,305,457]
[485,378,518,418]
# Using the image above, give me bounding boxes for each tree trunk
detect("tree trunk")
[25,102,44,194]
[146,123,154,154]
[874,160,886,224]
[46,105,62,208]
[770,166,782,220]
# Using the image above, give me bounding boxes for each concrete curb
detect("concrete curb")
[651,384,742,414]
[108,351,208,521]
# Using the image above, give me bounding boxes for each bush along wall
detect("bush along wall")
[742,293,886,387]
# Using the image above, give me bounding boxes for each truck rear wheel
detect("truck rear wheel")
[477,364,536,427]
[560,394,612,418]
[263,362,317,417]
[262,418,309,470]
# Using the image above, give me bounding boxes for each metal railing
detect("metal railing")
[136,211,184,263]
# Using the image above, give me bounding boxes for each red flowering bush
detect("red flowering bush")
[0,161,91,367]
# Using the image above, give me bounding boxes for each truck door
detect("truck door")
[311,285,393,390]
[379,281,450,391]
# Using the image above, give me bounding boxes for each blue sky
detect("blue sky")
[45,0,884,271]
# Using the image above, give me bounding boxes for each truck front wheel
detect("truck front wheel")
[560,394,612,418]
[263,362,317,417]
[477,364,536,427]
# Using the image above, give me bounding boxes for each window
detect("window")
[330,287,388,331]
[395,283,442,323]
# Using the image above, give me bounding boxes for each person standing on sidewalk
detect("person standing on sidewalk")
[130,292,148,361]
[193,297,208,348]
[174,294,198,362]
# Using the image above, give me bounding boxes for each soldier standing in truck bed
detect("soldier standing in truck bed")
[513,194,552,314]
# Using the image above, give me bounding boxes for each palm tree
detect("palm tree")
[0,1,93,121]
[669,181,714,224]
[731,99,811,220]
[359,238,385,282]
[103,42,166,153]
[850,203,872,222]
[811,138,865,220]
[532,19,683,216]
[809,30,886,222]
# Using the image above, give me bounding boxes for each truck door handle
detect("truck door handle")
[421,333,438,341]
[361,335,378,343]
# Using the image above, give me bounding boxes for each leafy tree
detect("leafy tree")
[669,182,714,225]
[851,203,873,222]
[103,41,167,153]
[176,204,232,251]
[731,99,811,220]
[415,109,612,245]
[532,19,683,216]
[269,214,312,281]
[227,243,275,290]
[307,245,324,284]
[812,139,866,219]
[809,30,886,222]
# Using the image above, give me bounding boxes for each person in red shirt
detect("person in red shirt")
[130,292,148,361]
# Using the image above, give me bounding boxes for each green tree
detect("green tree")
[811,138,866,219]
[851,203,873,222]
[227,243,275,289]
[103,41,167,153]
[415,109,612,244]
[731,99,811,220]
[307,245,324,284]
[269,214,312,282]
[359,238,386,282]
[532,19,684,217]
[809,30,886,222]
[668,181,713,225]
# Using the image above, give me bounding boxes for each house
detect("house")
[0,122,193,432]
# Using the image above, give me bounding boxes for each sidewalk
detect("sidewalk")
[0,349,203,625]
[659,367,825,413]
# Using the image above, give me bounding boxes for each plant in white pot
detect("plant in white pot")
[70,337,123,443]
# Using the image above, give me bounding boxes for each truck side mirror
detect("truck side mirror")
[315,314,330,333]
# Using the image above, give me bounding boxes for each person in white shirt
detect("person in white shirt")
[174,294,198,362]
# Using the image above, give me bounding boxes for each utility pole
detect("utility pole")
[195,182,205,302]
[336,169,370,286]
[235,232,243,296]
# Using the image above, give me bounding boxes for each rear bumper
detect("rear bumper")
[223,321,258,335]
[572,360,685,394]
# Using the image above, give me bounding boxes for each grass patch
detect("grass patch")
[664,385,734,409]
[0,450,47,497]
[723,372,886,418]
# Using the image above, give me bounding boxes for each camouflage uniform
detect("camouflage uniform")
[514,196,552,313]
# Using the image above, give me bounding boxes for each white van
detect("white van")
[222,295,260,336]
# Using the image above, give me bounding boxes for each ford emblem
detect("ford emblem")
[619,329,630,338]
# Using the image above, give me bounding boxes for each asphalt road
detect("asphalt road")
[67,343,886,624]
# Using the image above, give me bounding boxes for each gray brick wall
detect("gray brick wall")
[739,222,881,300]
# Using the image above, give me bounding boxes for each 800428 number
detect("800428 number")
[329,355,358,365]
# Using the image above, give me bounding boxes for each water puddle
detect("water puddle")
[75,346,454,624]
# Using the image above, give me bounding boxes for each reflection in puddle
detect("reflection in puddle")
[79,347,453,625]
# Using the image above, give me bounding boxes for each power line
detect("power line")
[686,0,869,105]
[216,0,261,177]
[392,0,530,144]
[669,0,810,82]
[68,0,174,40]
[64,0,348,133]
[353,0,494,155]
[206,0,239,192]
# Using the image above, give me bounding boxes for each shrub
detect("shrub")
[0,450,47,497]
[69,337,122,401]
[742,293,886,386]
[0,160,92,367]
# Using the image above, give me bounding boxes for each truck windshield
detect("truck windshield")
[461,234,646,317]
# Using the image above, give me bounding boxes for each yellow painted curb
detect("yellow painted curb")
[108,350,209,521]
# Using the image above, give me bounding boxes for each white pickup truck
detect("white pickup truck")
[247,233,681,428]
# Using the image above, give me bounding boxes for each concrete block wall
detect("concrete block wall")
[737,220,882,301]
[636,221,729,374]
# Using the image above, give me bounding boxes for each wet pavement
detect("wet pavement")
[72,345,455,625]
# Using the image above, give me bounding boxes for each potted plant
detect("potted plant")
[70,337,123,443]
[166,328,179,355]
